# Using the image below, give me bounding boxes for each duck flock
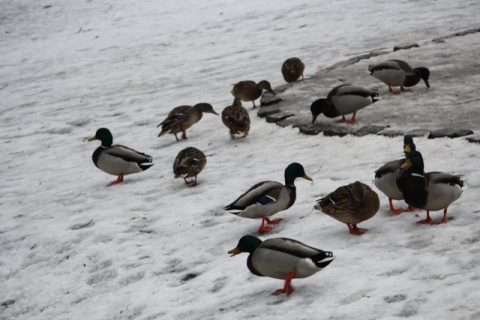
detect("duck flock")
[87,57,464,296]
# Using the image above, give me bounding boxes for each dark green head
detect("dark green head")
[414,67,430,88]
[401,150,425,175]
[194,103,218,115]
[284,162,313,186]
[228,235,262,256]
[310,99,327,124]
[88,128,113,147]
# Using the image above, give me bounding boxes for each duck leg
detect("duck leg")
[345,112,357,124]
[180,124,188,140]
[389,198,406,215]
[347,224,368,235]
[388,85,399,94]
[432,208,448,225]
[416,211,432,224]
[257,216,283,233]
[400,86,412,92]
[273,269,296,296]
[108,174,124,186]
[184,176,198,186]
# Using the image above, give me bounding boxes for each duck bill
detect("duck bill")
[400,158,413,169]
[303,174,313,182]
[404,144,412,154]
[311,115,318,125]
[87,137,97,142]
[228,247,241,257]
[424,79,430,88]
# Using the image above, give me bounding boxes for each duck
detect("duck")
[221,97,251,139]
[374,135,417,214]
[87,128,154,186]
[310,84,379,124]
[231,80,276,108]
[173,147,206,186]
[224,163,312,233]
[396,149,463,224]
[228,235,335,296]
[368,59,430,94]
[157,103,218,141]
[314,181,380,235]
[281,57,305,83]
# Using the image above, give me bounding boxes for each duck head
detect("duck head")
[414,67,430,88]
[228,235,262,256]
[88,128,113,147]
[194,103,219,115]
[285,162,313,186]
[310,98,327,124]
[257,80,276,96]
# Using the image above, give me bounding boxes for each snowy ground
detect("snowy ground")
[1,1,480,319]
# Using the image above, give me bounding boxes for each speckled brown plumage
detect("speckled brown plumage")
[221,97,250,138]
[173,147,206,186]
[281,57,305,83]
[231,80,276,108]
[315,181,379,235]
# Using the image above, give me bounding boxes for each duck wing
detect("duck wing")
[224,181,284,211]
[375,159,404,178]
[105,145,153,163]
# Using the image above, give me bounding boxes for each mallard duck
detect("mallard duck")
[368,59,430,94]
[231,80,276,108]
[87,128,154,186]
[315,181,380,235]
[281,57,305,83]
[228,235,335,296]
[224,163,312,233]
[396,150,463,224]
[310,84,379,124]
[157,103,218,141]
[374,135,417,214]
[221,97,251,139]
[173,147,206,186]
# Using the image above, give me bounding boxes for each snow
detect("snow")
[1,1,480,319]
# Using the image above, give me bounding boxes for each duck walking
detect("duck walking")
[221,97,251,139]
[231,80,276,108]
[157,103,218,141]
[315,181,379,235]
[374,136,417,214]
[281,57,305,83]
[368,59,430,94]
[310,84,379,124]
[224,163,312,233]
[396,149,463,224]
[228,235,335,296]
[87,128,153,186]
[173,147,206,186]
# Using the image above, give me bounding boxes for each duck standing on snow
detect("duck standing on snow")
[221,97,250,139]
[231,80,276,108]
[314,181,379,235]
[310,84,379,124]
[87,128,154,186]
[173,147,206,186]
[368,59,430,94]
[281,57,305,83]
[224,163,313,233]
[396,149,463,224]
[374,135,417,214]
[228,235,335,296]
[157,103,218,141]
